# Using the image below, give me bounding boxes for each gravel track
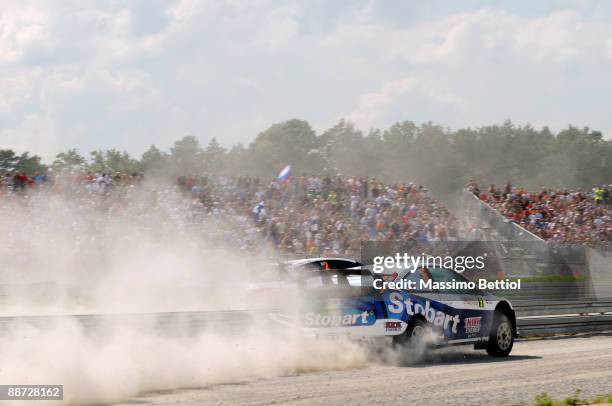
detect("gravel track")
[114,334,612,406]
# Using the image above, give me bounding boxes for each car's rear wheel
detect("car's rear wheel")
[393,318,428,348]
[486,312,514,357]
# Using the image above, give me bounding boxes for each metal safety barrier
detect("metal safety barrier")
[0,309,274,337]
[3,302,612,339]
[515,298,612,336]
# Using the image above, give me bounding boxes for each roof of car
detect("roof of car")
[285,257,360,267]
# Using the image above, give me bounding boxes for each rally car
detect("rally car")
[278,263,517,357]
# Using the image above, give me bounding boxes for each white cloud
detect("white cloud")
[324,8,612,65]
[345,78,466,129]
[1,112,58,158]
[345,78,415,128]
[0,4,51,64]
[323,6,612,132]
[1,1,612,161]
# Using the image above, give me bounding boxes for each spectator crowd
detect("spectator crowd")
[181,174,462,256]
[468,181,611,245]
[1,170,462,257]
[5,169,609,255]
[1,170,143,196]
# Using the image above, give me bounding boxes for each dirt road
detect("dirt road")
[114,334,612,406]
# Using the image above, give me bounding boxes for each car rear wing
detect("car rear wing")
[297,270,379,299]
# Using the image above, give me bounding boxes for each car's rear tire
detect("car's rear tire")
[393,318,428,348]
[486,312,514,357]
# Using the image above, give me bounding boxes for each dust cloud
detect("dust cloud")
[0,186,368,405]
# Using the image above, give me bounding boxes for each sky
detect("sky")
[2,0,612,160]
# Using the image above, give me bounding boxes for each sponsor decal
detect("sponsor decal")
[385,321,402,332]
[478,297,485,308]
[464,316,482,337]
[387,293,460,334]
[303,311,373,327]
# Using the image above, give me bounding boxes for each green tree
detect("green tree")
[141,144,168,173]
[0,149,45,174]
[318,119,367,176]
[16,152,46,174]
[90,150,106,172]
[170,135,204,175]
[202,137,226,175]
[247,119,319,178]
[104,149,141,174]
[224,144,249,176]
[0,149,21,173]
[381,121,418,180]
[53,149,87,171]
[88,149,140,174]
[409,122,461,194]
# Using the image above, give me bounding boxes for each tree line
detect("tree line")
[1,119,610,197]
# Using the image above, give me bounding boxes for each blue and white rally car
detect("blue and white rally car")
[291,264,517,357]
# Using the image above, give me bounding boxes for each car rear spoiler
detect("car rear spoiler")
[297,270,379,298]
